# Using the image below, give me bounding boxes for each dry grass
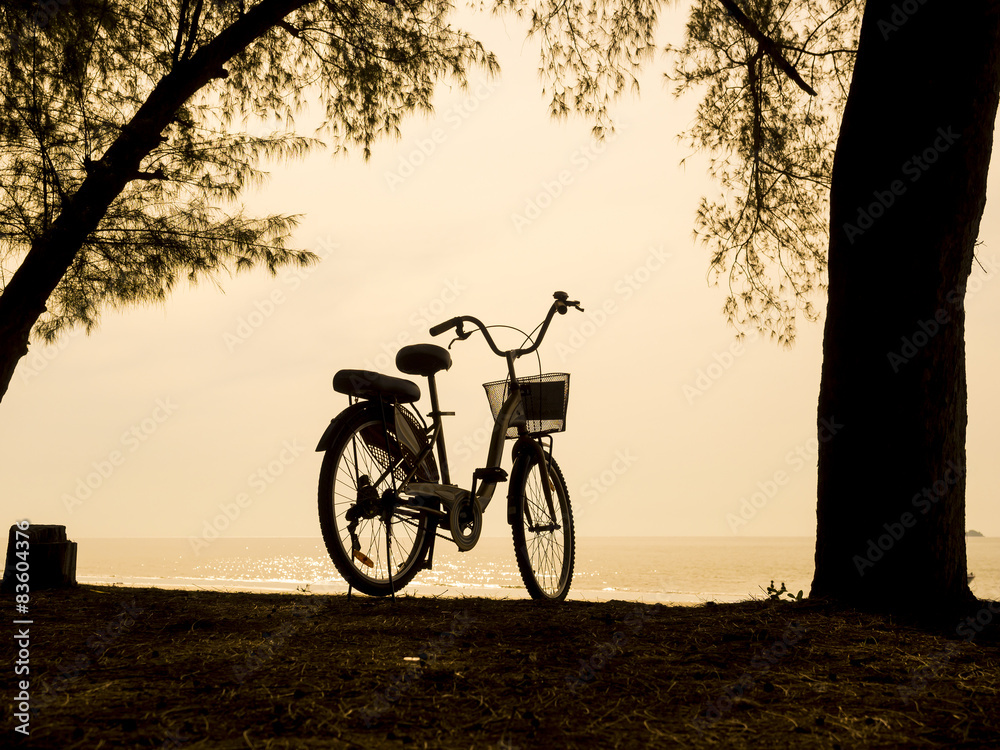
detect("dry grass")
[6,585,1000,748]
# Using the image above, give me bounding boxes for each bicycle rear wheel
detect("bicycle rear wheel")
[318,402,436,596]
[510,450,575,601]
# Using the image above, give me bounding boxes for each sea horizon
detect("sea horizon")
[67,535,1000,605]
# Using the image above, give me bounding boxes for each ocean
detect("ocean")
[73,536,1000,604]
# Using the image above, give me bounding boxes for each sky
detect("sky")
[2,5,1000,545]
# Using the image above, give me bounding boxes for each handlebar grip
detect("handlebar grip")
[553,291,583,313]
[429,317,462,336]
[556,299,583,314]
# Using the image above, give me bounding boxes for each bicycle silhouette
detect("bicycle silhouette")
[316,292,583,600]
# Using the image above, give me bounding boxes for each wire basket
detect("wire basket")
[483,373,570,439]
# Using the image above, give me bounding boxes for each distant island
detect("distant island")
[967,529,985,537]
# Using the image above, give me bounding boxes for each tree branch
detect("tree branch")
[172,0,190,65]
[182,0,205,62]
[133,168,166,181]
[0,0,317,403]
[717,0,817,96]
[277,19,301,37]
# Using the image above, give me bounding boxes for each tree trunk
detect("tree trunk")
[812,0,1000,612]
[0,0,312,404]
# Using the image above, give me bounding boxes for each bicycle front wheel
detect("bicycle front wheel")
[318,402,435,596]
[510,450,575,601]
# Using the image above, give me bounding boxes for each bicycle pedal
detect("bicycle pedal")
[352,548,374,568]
[473,467,508,483]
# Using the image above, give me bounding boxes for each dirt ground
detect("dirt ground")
[5,585,1000,748]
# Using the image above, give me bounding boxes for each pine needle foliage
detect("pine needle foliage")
[671,0,861,344]
[0,0,498,340]
[493,0,660,137]
[495,0,862,343]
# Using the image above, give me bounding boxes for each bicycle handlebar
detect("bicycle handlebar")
[429,291,583,358]
[429,317,462,337]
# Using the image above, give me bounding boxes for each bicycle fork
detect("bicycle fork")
[514,437,561,533]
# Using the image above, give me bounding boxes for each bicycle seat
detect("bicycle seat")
[333,369,420,403]
[396,344,452,377]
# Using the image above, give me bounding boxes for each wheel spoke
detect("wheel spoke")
[512,454,574,600]
[319,407,436,596]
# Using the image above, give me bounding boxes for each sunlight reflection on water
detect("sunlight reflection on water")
[74,536,1000,603]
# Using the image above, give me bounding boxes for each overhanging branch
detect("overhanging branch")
[718,0,818,96]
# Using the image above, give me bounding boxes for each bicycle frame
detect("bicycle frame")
[404,356,541,499]
[379,306,572,546]
[316,291,582,597]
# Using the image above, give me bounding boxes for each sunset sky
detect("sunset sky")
[2,6,1000,546]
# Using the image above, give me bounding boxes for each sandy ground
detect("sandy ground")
[5,585,1000,748]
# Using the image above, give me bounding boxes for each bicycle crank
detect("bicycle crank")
[449,496,482,552]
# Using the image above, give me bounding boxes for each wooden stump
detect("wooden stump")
[1,524,77,593]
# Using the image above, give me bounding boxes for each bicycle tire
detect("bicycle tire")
[318,401,436,596]
[510,450,575,601]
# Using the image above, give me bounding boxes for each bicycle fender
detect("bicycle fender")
[509,438,534,464]
[315,419,340,452]
[314,401,390,452]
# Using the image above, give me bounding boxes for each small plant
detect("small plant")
[764,580,803,602]
[296,584,312,595]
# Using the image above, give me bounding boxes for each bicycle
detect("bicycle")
[316,291,584,600]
